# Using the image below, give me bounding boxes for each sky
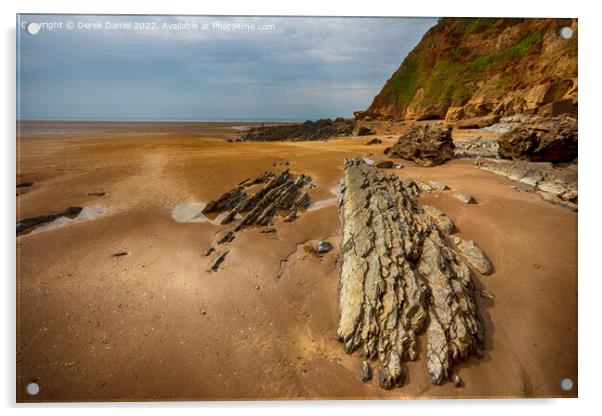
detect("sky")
[17,15,437,121]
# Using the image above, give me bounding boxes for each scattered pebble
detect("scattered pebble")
[453,191,476,204]
[112,252,129,258]
[316,241,333,254]
[452,374,463,388]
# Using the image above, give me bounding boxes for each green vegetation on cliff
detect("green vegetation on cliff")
[364,17,577,120]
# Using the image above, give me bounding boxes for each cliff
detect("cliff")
[357,18,577,122]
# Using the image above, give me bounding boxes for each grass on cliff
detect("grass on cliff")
[384,19,543,110]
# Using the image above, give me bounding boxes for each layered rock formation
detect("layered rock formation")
[476,157,577,210]
[357,18,577,123]
[202,170,312,270]
[387,124,454,166]
[337,159,485,388]
[497,115,577,162]
[242,118,354,141]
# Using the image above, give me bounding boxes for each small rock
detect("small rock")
[451,374,463,388]
[112,251,129,258]
[316,241,333,254]
[452,191,476,204]
[209,251,228,271]
[87,192,106,197]
[375,160,394,169]
[360,360,372,382]
[560,190,578,202]
[428,181,448,191]
[480,289,495,300]
[204,247,215,256]
[453,237,492,275]
[217,231,235,245]
[259,227,276,234]
[365,138,382,145]
[17,182,34,188]
[361,157,374,166]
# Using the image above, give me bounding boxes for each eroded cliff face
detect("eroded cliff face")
[357,18,577,122]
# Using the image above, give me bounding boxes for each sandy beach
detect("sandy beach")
[15,121,577,401]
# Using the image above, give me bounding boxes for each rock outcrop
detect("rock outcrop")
[202,170,313,270]
[17,206,83,236]
[454,135,499,159]
[497,115,577,162]
[242,118,354,141]
[357,18,577,123]
[387,124,454,166]
[337,159,485,388]
[476,157,577,210]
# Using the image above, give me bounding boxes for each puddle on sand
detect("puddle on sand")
[171,202,239,225]
[308,183,342,212]
[29,206,105,235]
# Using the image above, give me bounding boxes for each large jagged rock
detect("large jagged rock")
[337,159,485,389]
[202,170,312,230]
[497,116,577,162]
[388,124,454,167]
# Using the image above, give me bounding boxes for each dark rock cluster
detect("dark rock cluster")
[241,118,354,141]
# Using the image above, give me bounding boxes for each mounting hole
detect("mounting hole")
[26,22,41,35]
[559,26,573,40]
[25,382,40,396]
[560,378,573,391]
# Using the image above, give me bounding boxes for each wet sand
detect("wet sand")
[16,121,577,401]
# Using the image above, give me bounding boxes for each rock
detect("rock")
[17,182,33,188]
[337,159,484,388]
[316,241,333,254]
[360,361,372,383]
[365,138,381,146]
[383,146,391,155]
[202,170,312,229]
[475,157,577,209]
[112,251,129,258]
[454,135,499,159]
[452,191,476,204]
[451,374,463,388]
[422,205,455,234]
[375,160,394,169]
[17,206,83,236]
[537,181,567,196]
[283,208,298,222]
[428,181,448,191]
[87,192,106,197]
[497,115,577,162]
[209,251,228,271]
[204,247,215,256]
[216,231,235,245]
[242,118,354,141]
[453,237,492,275]
[356,126,376,136]
[455,114,501,129]
[480,289,495,300]
[388,124,454,167]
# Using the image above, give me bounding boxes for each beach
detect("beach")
[16,121,577,401]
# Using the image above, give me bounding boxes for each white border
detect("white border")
[3,0,601,414]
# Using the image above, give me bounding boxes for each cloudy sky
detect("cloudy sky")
[17,15,436,121]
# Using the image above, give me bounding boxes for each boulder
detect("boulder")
[388,124,454,167]
[497,116,577,162]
